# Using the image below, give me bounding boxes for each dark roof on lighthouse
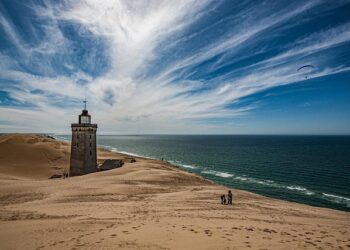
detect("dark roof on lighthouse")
[71,99,97,128]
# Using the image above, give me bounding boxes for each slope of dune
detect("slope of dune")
[0,134,349,249]
[0,134,129,179]
[0,134,70,179]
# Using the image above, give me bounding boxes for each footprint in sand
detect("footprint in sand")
[110,234,117,237]
[280,231,289,236]
[74,243,86,247]
[106,223,115,229]
[204,229,212,237]
[305,241,317,246]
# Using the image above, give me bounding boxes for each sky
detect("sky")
[0,0,350,135]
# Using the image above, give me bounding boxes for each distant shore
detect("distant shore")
[0,134,349,249]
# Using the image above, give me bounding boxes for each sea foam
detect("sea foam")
[321,193,350,207]
[201,170,233,178]
[287,185,307,191]
[180,164,198,169]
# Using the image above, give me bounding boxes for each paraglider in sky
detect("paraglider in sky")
[297,65,314,79]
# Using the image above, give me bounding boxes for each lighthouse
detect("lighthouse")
[69,100,97,176]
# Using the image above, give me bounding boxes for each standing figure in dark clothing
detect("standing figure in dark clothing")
[220,194,226,204]
[228,190,233,205]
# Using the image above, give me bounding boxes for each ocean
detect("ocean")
[57,134,350,212]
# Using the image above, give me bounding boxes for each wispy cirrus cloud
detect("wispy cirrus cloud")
[0,0,349,134]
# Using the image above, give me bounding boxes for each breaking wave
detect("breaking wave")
[201,170,233,178]
[168,161,199,169]
[321,193,350,207]
[180,164,198,169]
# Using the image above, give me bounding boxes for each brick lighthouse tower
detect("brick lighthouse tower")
[70,100,97,176]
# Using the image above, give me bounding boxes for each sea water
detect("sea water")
[57,134,350,211]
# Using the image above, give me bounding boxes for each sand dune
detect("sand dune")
[0,134,349,249]
[0,134,70,179]
[0,134,128,179]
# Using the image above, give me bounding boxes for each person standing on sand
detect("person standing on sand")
[221,194,226,204]
[228,190,233,205]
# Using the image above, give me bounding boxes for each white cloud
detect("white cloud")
[0,0,349,134]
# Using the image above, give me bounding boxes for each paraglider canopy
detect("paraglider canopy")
[297,65,314,79]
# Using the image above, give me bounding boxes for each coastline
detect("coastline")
[96,143,350,213]
[55,134,350,212]
[0,134,349,249]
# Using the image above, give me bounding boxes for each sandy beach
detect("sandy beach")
[0,134,349,250]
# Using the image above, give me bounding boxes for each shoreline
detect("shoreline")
[2,133,350,212]
[53,135,350,212]
[99,145,350,214]
[6,133,350,212]
[0,134,349,249]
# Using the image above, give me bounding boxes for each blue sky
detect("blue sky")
[0,0,349,134]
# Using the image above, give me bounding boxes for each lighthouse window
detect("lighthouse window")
[90,150,92,155]
[90,135,92,139]
[90,142,92,147]
[81,116,90,124]
[77,135,79,139]
[77,143,79,147]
